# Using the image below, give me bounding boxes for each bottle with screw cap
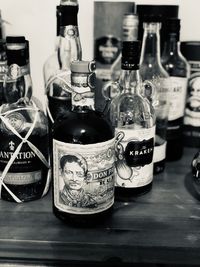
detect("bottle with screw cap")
[162,18,189,161]
[52,60,115,224]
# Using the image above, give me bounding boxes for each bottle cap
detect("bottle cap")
[181,41,200,61]
[59,4,78,26]
[166,18,180,34]
[70,60,96,73]
[142,14,162,23]
[6,36,26,44]
[123,13,139,27]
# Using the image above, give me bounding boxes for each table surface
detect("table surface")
[0,147,199,266]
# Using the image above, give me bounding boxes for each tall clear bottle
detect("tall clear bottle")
[139,18,169,174]
[52,60,115,225]
[110,13,139,83]
[0,37,50,202]
[43,0,82,125]
[110,41,156,198]
[161,18,190,161]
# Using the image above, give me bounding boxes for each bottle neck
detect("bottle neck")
[140,22,162,66]
[119,68,141,94]
[71,73,95,111]
[162,33,180,57]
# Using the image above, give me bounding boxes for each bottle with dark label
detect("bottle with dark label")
[52,60,115,224]
[139,17,170,174]
[110,41,156,198]
[162,18,189,161]
[0,37,50,203]
[43,0,82,125]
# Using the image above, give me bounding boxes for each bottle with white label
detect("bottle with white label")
[162,18,190,161]
[110,41,156,198]
[52,60,115,224]
[139,17,169,174]
[0,36,50,203]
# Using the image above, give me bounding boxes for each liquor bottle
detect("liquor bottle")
[43,0,82,124]
[0,40,6,105]
[110,13,139,83]
[52,60,115,225]
[161,18,189,161]
[0,37,50,202]
[110,41,156,198]
[139,17,169,174]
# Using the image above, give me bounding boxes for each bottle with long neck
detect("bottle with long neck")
[0,37,49,202]
[44,0,82,124]
[110,13,139,83]
[162,18,189,161]
[111,41,156,198]
[52,60,115,225]
[139,19,169,174]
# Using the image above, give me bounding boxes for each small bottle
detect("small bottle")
[139,17,170,174]
[162,18,190,161]
[52,60,115,225]
[110,13,139,82]
[0,37,50,202]
[110,41,156,198]
[0,40,7,105]
[43,0,82,124]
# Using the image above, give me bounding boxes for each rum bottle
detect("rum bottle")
[52,60,115,224]
[162,18,189,160]
[111,41,156,198]
[0,37,50,202]
[139,18,170,174]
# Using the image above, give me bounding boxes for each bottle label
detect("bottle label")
[7,64,29,80]
[0,61,7,82]
[63,25,79,39]
[115,127,155,188]
[168,77,188,121]
[53,138,115,215]
[153,141,166,163]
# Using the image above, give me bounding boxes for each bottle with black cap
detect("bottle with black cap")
[43,0,82,126]
[110,41,156,198]
[0,36,50,203]
[139,16,170,174]
[162,18,189,161]
[52,60,115,225]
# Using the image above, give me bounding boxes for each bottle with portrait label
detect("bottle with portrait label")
[162,18,189,161]
[52,60,115,224]
[139,17,170,174]
[0,37,50,202]
[110,41,156,198]
[43,0,82,125]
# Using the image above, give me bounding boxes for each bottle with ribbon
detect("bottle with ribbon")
[0,36,50,203]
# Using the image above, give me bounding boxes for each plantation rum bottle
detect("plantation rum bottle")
[139,18,169,174]
[162,18,189,161]
[0,37,50,202]
[44,0,82,124]
[111,41,156,198]
[52,60,115,224]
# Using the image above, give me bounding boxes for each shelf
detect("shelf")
[0,147,199,266]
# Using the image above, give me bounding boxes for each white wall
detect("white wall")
[0,0,199,106]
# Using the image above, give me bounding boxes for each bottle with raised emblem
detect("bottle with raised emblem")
[0,36,50,203]
[43,0,82,125]
[110,41,156,198]
[52,60,115,224]
[162,18,189,161]
[139,17,170,174]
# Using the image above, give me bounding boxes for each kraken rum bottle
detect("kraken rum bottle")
[139,17,170,174]
[0,37,50,202]
[110,41,156,198]
[43,0,82,125]
[52,60,115,224]
[162,18,189,161]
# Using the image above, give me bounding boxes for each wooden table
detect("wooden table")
[0,147,199,266]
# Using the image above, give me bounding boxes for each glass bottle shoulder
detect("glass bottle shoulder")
[53,109,114,144]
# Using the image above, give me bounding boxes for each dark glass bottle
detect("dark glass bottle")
[0,37,49,203]
[162,18,190,161]
[44,0,82,125]
[52,60,115,225]
[110,41,155,199]
[139,18,170,174]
